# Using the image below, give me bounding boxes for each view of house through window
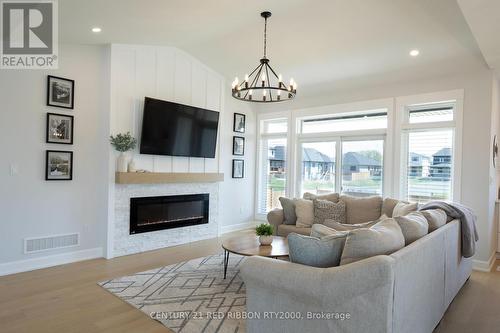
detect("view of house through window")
[404,129,453,202]
[341,140,384,196]
[300,142,336,195]
[258,138,287,214]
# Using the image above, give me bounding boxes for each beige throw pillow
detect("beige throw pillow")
[295,199,314,228]
[340,195,383,224]
[313,199,346,225]
[310,224,342,238]
[392,201,418,217]
[420,209,447,232]
[303,192,339,203]
[340,218,405,265]
[323,214,388,231]
[382,198,403,217]
[394,212,429,245]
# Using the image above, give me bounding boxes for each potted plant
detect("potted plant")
[256,223,274,246]
[110,132,137,172]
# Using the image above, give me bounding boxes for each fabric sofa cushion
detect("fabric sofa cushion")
[420,209,447,232]
[279,197,297,225]
[303,192,339,202]
[340,195,383,224]
[313,199,346,225]
[288,232,347,268]
[394,211,429,245]
[277,224,311,237]
[340,218,405,265]
[323,214,388,231]
[295,199,315,228]
[310,223,339,238]
[382,198,402,217]
[393,201,418,217]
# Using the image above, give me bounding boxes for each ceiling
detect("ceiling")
[59,0,488,99]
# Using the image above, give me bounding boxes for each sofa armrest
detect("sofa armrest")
[240,255,395,333]
[267,208,284,235]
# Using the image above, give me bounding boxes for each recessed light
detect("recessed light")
[91,27,102,33]
[409,49,420,57]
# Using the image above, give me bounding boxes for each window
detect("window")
[257,118,288,214]
[300,142,336,196]
[301,110,387,134]
[401,101,457,203]
[341,140,384,196]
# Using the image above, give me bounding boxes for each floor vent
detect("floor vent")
[24,233,79,254]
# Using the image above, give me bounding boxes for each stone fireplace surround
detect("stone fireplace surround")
[113,182,219,257]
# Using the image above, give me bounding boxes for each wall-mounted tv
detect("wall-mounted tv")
[140,97,220,158]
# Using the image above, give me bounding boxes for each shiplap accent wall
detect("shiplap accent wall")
[109,44,225,173]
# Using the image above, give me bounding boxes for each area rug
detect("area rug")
[99,253,246,333]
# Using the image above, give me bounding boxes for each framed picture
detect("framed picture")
[232,159,244,178]
[46,150,73,181]
[233,113,246,133]
[46,113,74,144]
[47,75,74,109]
[233,136,245,156]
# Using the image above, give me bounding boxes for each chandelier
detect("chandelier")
[231,11,297,103]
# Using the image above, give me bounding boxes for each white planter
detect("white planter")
[259,235,273,246]
[128,158,136,172]
[117,152,128,172]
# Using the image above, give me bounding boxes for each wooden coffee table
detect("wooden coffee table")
[221,235,288,279]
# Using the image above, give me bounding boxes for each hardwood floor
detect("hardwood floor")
[0,230,498,333]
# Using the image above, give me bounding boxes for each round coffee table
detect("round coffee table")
[221,235,288,279]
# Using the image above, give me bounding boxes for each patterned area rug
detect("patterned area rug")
[99,254,246,333]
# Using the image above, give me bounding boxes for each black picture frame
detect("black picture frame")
[47,75,75,109]
[233,136,245,156]
[46,113,74,145]
[233,113,246,133]
[45,150,73,181]
[232,159,244,178]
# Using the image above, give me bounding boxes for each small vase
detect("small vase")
[117,152,128,172]
[259,235,273,246]
[128,158,136,172]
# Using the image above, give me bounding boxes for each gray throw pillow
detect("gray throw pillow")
[303,192,339,202]
[288,232,347,268]
[420,209,447,232]
[313,199,346,225]
[340,218,405,265]
[279,197,297,225]
[394,212,429,245]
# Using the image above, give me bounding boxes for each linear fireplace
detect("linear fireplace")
[130,194,209,234]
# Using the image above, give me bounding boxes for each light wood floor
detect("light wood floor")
[0,230,499,333]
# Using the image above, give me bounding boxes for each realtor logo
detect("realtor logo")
[1,0,58,69]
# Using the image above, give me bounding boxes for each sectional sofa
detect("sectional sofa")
[240,194,473,333]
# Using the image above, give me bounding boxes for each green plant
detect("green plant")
[255,223,273,236]
[110,132,137,152]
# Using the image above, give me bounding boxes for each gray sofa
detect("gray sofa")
[241,196,472,333]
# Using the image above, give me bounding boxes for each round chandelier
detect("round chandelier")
[231,11,297,103]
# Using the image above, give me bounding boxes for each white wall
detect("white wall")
[0,44,109,270]
[257,67,497,265]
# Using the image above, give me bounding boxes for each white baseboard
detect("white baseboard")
[0,247,103,277]
[472,251,496,272]
[220,221,257,235]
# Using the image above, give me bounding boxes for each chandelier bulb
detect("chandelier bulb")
[249,89,253,95]
[277,89,281,96]
[245,74,249,82]
[278,74,283,82]
[261,73,266,82]
[263,89,267,96]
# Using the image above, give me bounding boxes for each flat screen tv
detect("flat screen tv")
[140,97,220,158]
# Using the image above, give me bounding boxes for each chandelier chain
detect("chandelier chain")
[263,16,267,58]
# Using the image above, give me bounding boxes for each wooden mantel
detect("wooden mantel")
[115,172,224,184]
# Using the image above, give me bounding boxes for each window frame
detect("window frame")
[394,90,463,202]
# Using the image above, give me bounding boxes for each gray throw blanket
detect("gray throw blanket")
[419,201,479,258]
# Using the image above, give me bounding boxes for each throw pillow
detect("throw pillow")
[310,223,340,238]
[288,232,347,268]
[279,197,297,225]
[313,199,346,225]
[323,214,388,231]
[303,192,339,203]
[382,198,403,217]
[340,195,383,224]
[394,212,429,245]
[340,218,405,265]
[392,201,418,217]
[295,199,314,228]
[420,209,447,232]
